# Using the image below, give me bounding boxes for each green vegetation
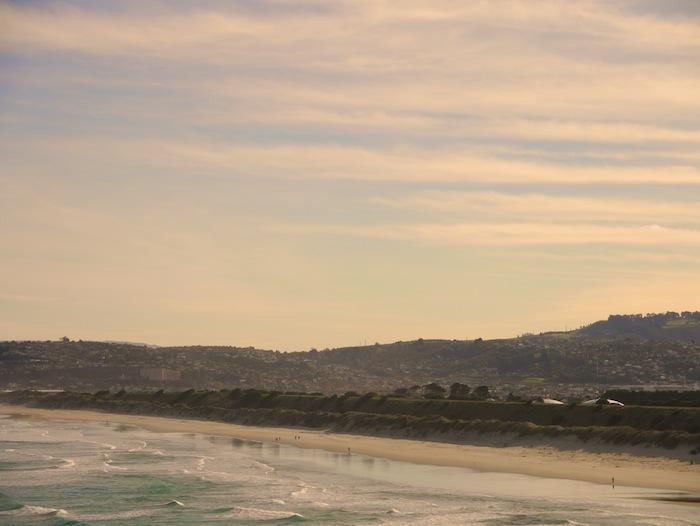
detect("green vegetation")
[663,318,700,329]
[604,390,700,408]
[2,389,699,453]
[579,311,700,340]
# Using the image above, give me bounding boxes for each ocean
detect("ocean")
[0,412,698,525]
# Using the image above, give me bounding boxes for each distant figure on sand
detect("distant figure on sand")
[611,477,615,489]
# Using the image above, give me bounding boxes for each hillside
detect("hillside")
[577,312,700,341]
[2,312,700,393]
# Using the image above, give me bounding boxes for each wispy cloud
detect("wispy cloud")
[3,1,699,57]
[372,192,700,223]
[9,138,699,185]
[276,222,700,247]
[2,0,699,346]
[3,1,699,125]
[0,292,54,303]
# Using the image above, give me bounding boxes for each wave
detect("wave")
[4,449,55,461]
[483,514,582,526]
[291,483,309,498]
[1,450,66,471]
[289,481,327,502]
[0,504,68,517]
[128,440,147,452]
[0,499,22,513]
[216,506,304,521]
[196,455,214,470]
[102,455,127,471]
[70,508,156,521]
[82,439,117,450]
[53,501,184,522]
[253,460,275,473]
[103,464,128,471]
[200,468,231,477]
[59,458,76,469]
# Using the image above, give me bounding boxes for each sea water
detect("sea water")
[0,412,698,525]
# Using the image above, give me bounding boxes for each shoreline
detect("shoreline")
[2,403,699,494]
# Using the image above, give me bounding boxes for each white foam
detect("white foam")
[291,483,309,498]
[195,455,214,470]
[3,411,699,526]
[128,441,147,452]
[219,506,304,520]
[0,505,61,516]
[83,439,117,450]
[102,459,127,471]
[23,505,60,515]
[59,458,76,469]
[253,460,275,473]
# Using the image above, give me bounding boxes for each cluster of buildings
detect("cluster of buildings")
[1,335,699,397]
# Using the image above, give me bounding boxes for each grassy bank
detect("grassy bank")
[2,389,699,454]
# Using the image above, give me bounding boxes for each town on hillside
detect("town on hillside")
[2,312,699,401]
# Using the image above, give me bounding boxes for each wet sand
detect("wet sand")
[2,403,699,494]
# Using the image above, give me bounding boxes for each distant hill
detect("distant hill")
[102,340,159,348]
[2,312,700,392]
[577,312,700,341]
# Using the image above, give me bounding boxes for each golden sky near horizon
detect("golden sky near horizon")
[1,0,700,350]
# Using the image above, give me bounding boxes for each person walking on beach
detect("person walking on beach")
[611,477,615,489]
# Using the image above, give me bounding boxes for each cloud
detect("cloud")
[9,138,699,185]
[372,191,700,223]
[3,1,699,126]
[3,0,699,165]
[3,1,698,58]
[188,79,700,143]
[0,4,259,56]
[2,1,700,346]
[0,292,54,303]
[275,222,700,246]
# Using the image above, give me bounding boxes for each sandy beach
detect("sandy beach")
[2,403,699,494]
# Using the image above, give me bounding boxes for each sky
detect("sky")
[1,0,699,351]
